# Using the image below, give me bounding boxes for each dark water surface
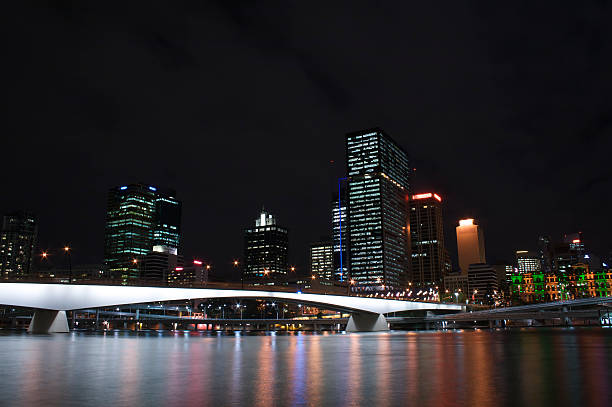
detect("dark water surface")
[1,329,611,406]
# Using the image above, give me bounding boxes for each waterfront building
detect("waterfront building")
[104,184,181,280]
[346,128,411,289]
[141,246,184,282]
[516,250,542,274]
[0,211,37,279]
[409,193,451,288]
[456,218,486,275]
[467,263,498,303]
[244,209,289,284]
[510,263,612,303]
[331,181,348,281]
[310,240,334,281]
[168,260,208,286]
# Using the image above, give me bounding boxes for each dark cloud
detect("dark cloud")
[2,1,611,272]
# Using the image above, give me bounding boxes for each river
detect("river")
[1,328,610,406]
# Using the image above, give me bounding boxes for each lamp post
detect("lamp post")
[64,246,72,284]
[132,258,139,281]
[233,260,242,289]
[348,279,355,296]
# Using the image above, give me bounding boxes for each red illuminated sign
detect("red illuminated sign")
[193,260,203,265]
[411,193,442,202]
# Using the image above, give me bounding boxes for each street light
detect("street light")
[64,246,72,284]
[233,259,243,289]
[348,278,355,296]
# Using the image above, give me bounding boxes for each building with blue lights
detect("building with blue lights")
[104,183,181,280]
[332,181,348,281]
[346,128,412,289]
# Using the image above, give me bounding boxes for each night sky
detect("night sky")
[3,2,612,277]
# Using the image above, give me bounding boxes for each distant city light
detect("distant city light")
[175,267,183,271]
[572,239,581,244]
[149,186,157,191]
[120,186,127,190]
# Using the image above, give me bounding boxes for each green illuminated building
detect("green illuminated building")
[104,184,181,280]
[510,263,612,304]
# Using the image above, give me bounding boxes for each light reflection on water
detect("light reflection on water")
[0,329,611,406]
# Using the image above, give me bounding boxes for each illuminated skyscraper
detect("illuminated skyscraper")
[456,218,486,275]
[409,193,451,288]
[332,181,348,281]
[516,250,541,274]
[0,211,37,279]
[310,240,334,281]
[244,209,288,284]
[104,184,181,280]
[346,128,411,289]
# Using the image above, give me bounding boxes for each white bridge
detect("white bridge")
[0,283,462,333]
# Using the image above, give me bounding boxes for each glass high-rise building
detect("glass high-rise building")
[409,193,451,288]
[244,209,288,284]
[0,211,37,279]
[346,128,412,289]
[104,184,181,280]
[332,181,348,281]
[516,250,542,274]
[310,240,334,281]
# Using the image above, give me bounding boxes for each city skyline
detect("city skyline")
[2,4,612,406]
[2,3,611,276]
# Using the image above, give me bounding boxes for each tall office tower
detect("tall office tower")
[104,184,181,280]
[332,181,348,281]
[538,235,554,274]
[310,240,334,281]
[0,211,37,279]
[516,250,542,274]
[346,128,412,289]
[456,218,486,275]
[409,193,451,288]
[553,232,585,274]
[244,209,289,285]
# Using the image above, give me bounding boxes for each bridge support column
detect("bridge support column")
[346,313,389,332]
[563,306,572,326]
[28,310,69,334]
